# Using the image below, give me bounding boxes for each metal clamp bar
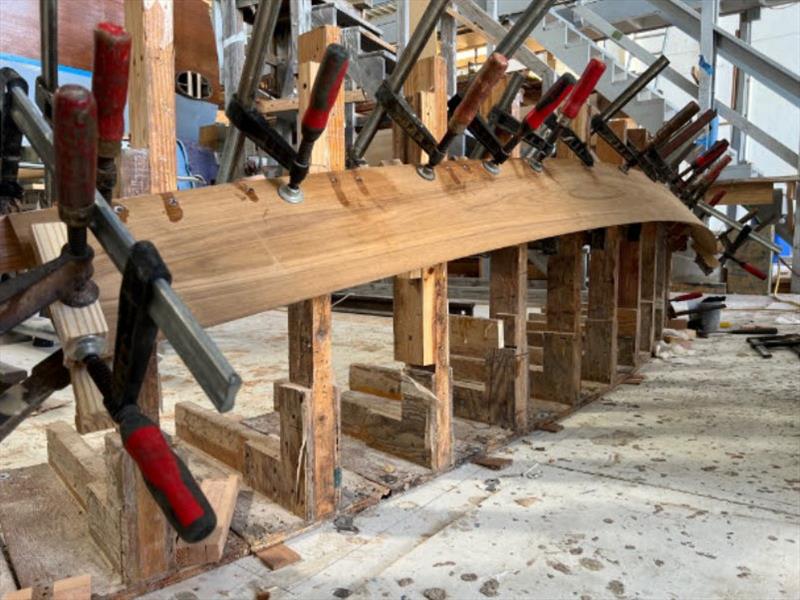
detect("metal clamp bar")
[695,200,781,254]
[9,84,240,412]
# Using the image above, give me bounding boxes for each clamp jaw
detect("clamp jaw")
[0,68,27,215]
[226,44,349,203]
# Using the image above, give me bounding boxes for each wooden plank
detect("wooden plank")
[449,314,503,358]
[86,481,121,573]
[595,119,630,166]
[0,215,29,273]
[707,180,774,205]
[5,574,92,600]
[46,422,104,510]
[125,0,177,193]
[583,227,621,384]
[653,227,669,343]
[175,401,275,472]
[349,363,402,400]
[176,474,241,566]
[394,267,437,365]
[452,380,487,423]
[255,89,366,115]
[9,161,716,333]
[31,223,113,433]
[450,354,485,382]
[539,332,581,405]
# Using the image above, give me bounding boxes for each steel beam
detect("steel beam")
[647,0,800,108]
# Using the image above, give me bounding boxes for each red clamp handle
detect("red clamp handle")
[301,43,349,138]
[707,189,727,206]
[54,85,97,226]
[701,154,732,187]
[562,58,606,120]
[524,73,575,132]
[741,261,768,280]
[120,408,216,543]
[672,291,703,303]
[692,139,729,171]
[449,52,509,135]
[92,22,131,155]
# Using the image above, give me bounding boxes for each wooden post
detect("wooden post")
[488,244,529,430]
[638,223,658,356]
[540,233,583,405]
[582,227,620,383]
[652,224,668,347]
[391,50,453,470]
[617,225,642,367]
[120,0,178,581]
[284,27,344,518]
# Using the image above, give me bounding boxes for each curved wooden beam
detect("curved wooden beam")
[9,159,715,330]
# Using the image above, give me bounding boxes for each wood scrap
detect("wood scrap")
[538,421,564,433]
[470,454,513,471]
[256,544,302,571]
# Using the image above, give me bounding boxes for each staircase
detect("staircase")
[531,10,676,134]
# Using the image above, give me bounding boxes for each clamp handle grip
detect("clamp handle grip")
[449,52,509,135]
[692,139,729,171]
[741,261,767,280]
[524,73,575,132]
[650,101,700,150]
[562,58,606,120]
[54,85,97,228]
[301,43,349,141]
[700,154,732,187]
[707,189,727,207]
[119,407,217,543]
[92,22,131,155]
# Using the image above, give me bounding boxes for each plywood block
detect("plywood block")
[177,474,241,566]
[449,314,503,358]
[46,421,104,510]
[31,222,113,434]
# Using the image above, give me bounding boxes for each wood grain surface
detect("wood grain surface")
[9,159,716,331]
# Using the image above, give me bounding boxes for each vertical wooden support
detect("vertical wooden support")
[582,227,621,383]
[652,224,668,347]
[125,0,177,194]
[488,244,529,430]
[638,223,658,356]
[391,49,452,470]
[284,27,344,518]
[540,233,583,405]
[120,0,178,581]
[617,225,642,367]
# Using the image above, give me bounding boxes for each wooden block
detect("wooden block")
[639,223,658,354]
[394,267,438,365]
[31,223,113,434]
[349,363,402,400]
[595,119,629,166]
[256,544,301,571]
[528,346,543,365]
[175,401,270,472]
[46,421,104,510]
[471,454,512,470]
[618,232,642,367]
[546,233,583,333]
[453,380,487,423]
[52,575,91,600]
[617,307,639,337]
[449,314,503,358]
[177,474,241,566]
[583,226,620,383]
[707,180,774,205]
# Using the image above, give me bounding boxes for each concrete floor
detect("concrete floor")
[2,295,799,599]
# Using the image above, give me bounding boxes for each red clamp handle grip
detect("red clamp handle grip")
[562,58,606,120]
[707,189,727,206]
[449,52,509,135]
[692,139,729,170]
[92,22,131,154]
[672,291,703,303]
[741,261,768,280]
[524,73,575,132]
[701,154,732,187]
[301,43,349,139]
[120,408,216,543]
[54,85,97,226]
